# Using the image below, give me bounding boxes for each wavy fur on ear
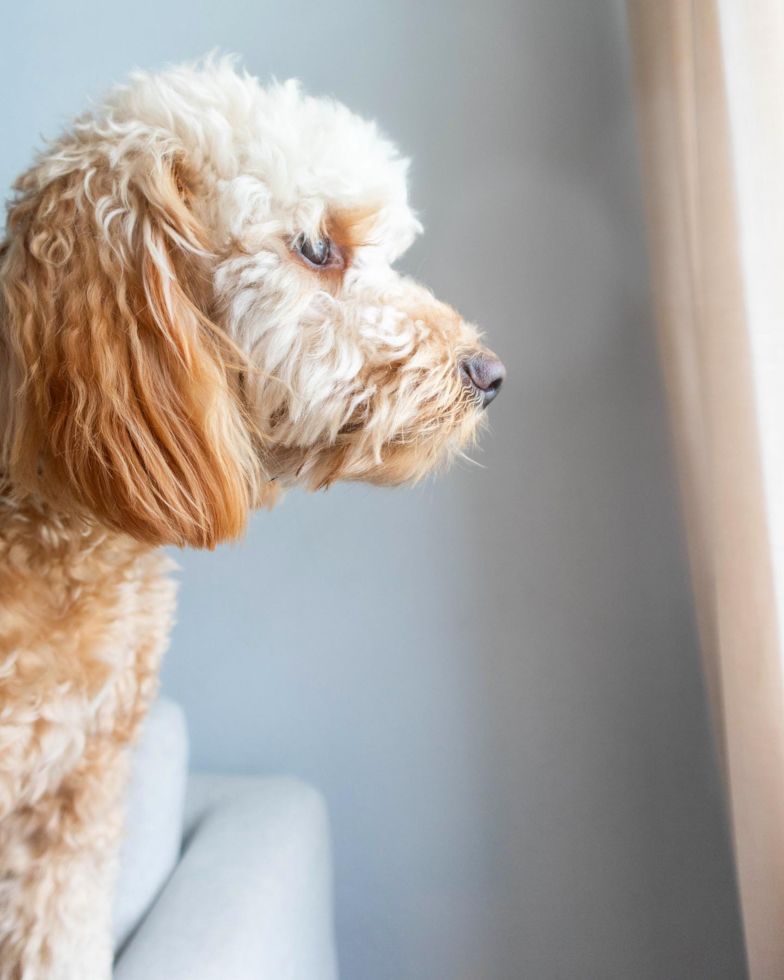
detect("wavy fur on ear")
[0,142,258,549]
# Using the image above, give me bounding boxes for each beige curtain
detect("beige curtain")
[627,3,784,978]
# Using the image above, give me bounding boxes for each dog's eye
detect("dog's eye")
[297,236,332,267]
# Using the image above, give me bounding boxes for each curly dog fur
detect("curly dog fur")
[0,57,503,977]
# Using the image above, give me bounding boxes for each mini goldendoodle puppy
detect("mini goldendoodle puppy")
[0,58,505,977]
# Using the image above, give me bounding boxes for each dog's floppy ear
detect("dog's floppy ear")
[0,146,258,548]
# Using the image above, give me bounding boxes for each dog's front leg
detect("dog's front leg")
[0,735,130,980]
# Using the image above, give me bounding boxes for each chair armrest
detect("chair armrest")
[113,698,189,953]
[114,775,339,980]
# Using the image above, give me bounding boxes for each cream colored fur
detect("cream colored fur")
[0,56,498,978]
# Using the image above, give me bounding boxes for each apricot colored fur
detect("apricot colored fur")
[0,56,498,977]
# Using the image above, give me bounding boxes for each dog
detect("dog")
[0,56,505,978]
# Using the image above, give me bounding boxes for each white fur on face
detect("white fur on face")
[32,57,490,491]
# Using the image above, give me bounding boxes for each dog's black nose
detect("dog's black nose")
[462,353,506,407]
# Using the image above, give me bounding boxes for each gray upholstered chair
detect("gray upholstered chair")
[112,698,339,980]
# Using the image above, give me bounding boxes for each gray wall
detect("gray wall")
[1,2,746,978]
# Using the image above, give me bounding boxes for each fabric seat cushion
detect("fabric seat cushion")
[113,697,189,953]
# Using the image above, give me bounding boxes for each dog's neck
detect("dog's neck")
[0,480,155,573]
[0,481,178,714]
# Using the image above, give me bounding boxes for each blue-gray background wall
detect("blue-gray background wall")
[1,2,746,978]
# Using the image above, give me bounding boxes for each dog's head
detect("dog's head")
[0,58,505,548]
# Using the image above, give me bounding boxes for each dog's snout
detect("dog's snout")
[461,353,506,407]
